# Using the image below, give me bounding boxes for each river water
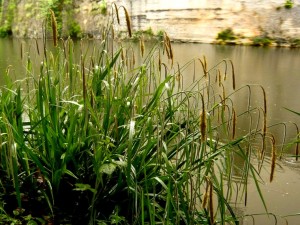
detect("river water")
[170,42,300,224]
[1,38,300,224]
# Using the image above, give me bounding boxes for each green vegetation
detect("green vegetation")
[132,27,154,40]
[0,5,291,225]
[0,0,16,37]
[251,36,273,46]
[130,27,165,41]
[0,24,12,37]
[99,0,107,15]
[216,28,237,42]
[68,21,82,39]
[156,29,165,39]
[290,38,300,47]
[284,0,294,9]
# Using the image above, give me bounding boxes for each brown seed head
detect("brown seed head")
[270,136,276,182]
[49,9,58,47]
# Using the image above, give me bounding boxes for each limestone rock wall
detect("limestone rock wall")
[110,0,300,43]
[8,0,300,42]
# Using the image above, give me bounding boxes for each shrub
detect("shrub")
[68,21,82,39]
[132,27,156,41]
[0,25,12,38]
[217,28,236,41]
[290,38,300,47]
[99,0,107,15]
[284,0,293,9]
[252,36,273,46]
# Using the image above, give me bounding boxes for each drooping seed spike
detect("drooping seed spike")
[140,36,145,57]
[261,86,267,116]
[198,58,207,78]
[218,69,222,87]
[202,177,209,209]
[132,49,135,66]
[121,6,132,38]
[49,9,58,47]
[158,49,161,72]
[35,39,40,55]
[295,123,299,161]
[113,3,120,24]
[200,94,206,142]
[230,60,236,90]
[232,108,236,140]
[270,135,276,182]
[20,43,23,60]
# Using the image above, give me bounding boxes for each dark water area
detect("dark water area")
[1,38,300,224]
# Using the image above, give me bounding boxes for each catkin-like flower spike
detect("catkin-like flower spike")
[158,49,161,72]
[176,63,181,89]
[163,32,173,65]
[121,48,125,63]
[203,55,207,72]
[132,49,135,67]
[113,3,120,24]
[164,41,170,59]
[35,39,40,55]
[295,124,299,161]
[232,108,236,140]
[198,58,207,78]
[218,69,222,87]
[49,9,58,47]
[261,87,267,159]
[140,36,145,57]
[261,86,267,116]
[229,60,236,90]
[202,177,209,209]
[20,43,23,60]
[121,6,132,38]
[215,69,219,83]
[270,135,276,182]
[200,95,206,142]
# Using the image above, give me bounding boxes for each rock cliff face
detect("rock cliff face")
[8,0,300,43]
[112,0,300,43]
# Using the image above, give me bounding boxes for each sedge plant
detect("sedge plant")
[0,6,279,225]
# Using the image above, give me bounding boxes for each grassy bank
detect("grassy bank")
[0,9,283,225]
